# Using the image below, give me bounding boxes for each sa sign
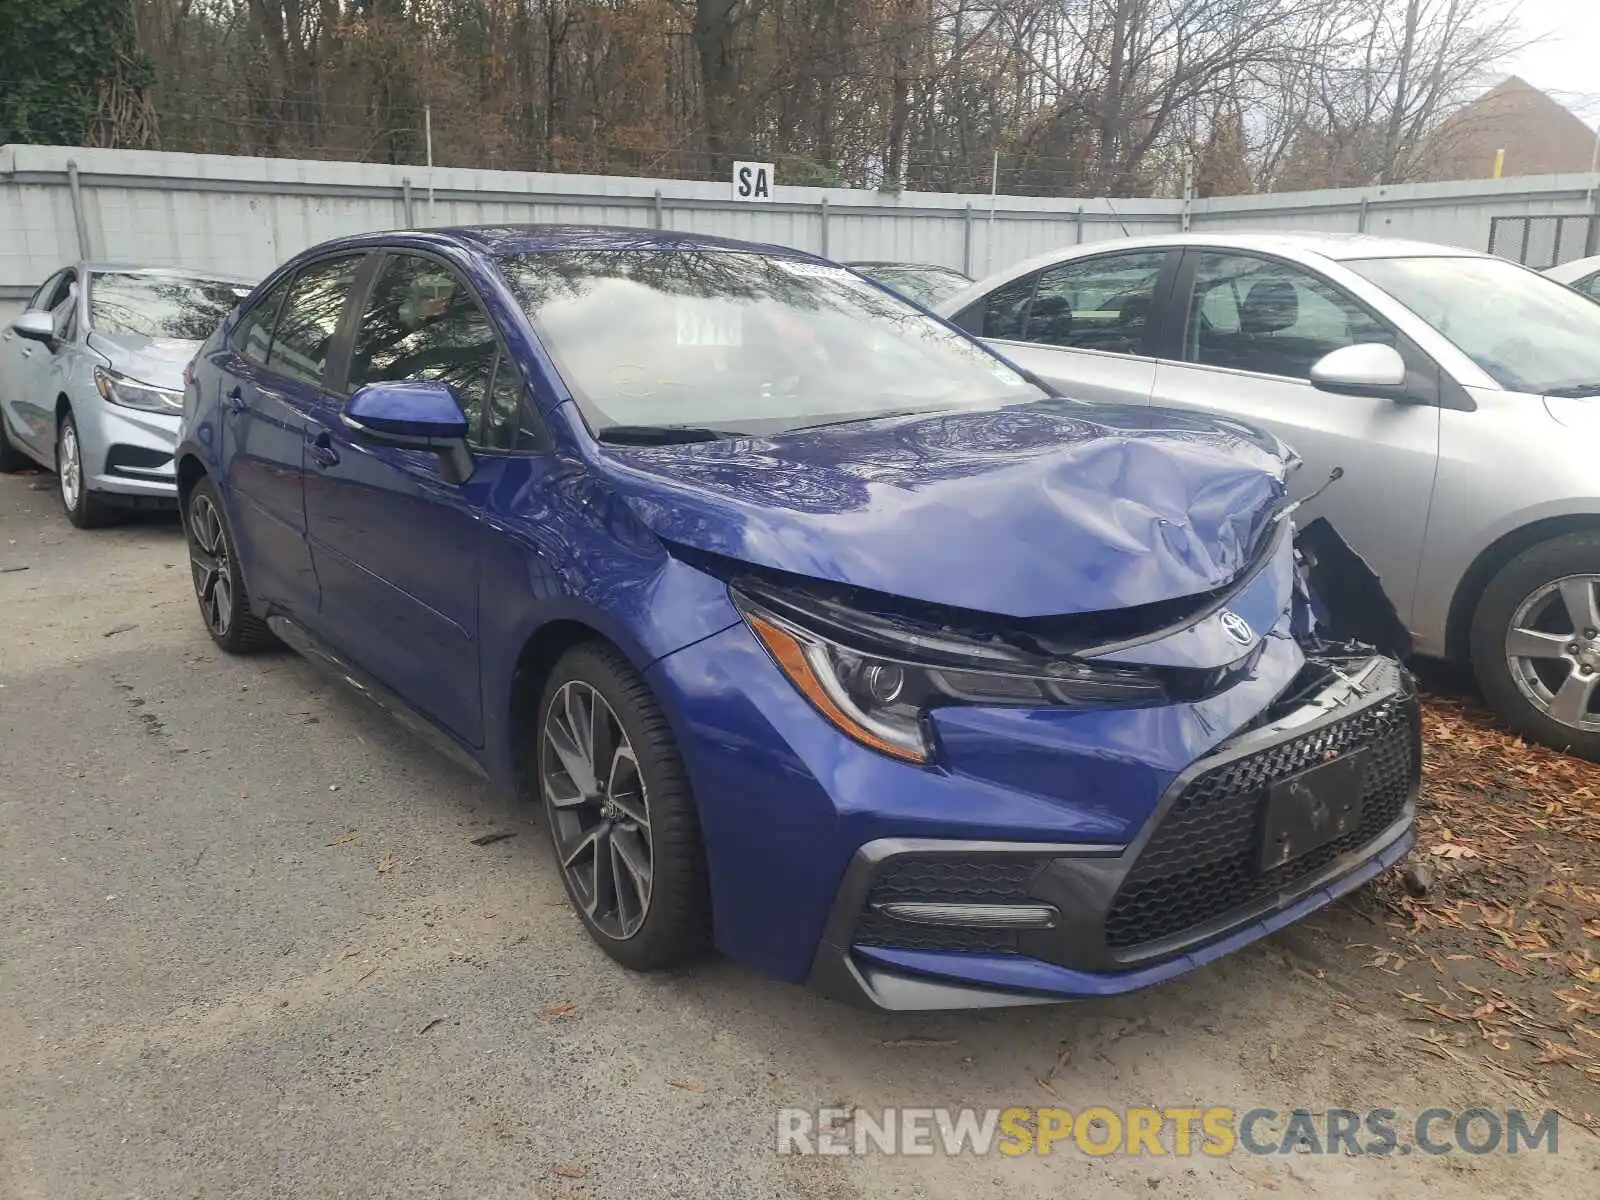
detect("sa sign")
[732,161,774,202]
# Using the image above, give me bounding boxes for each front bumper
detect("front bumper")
[74,393,180,501]
[807,657,1419,1009]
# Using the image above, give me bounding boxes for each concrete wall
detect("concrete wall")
[4,143,1599,323]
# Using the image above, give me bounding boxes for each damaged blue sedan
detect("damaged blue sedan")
[175,226,1419,1010]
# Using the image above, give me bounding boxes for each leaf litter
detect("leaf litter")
[1309,689,1599,1133]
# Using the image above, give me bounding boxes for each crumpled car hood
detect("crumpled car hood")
[599,401,1292,619]
[88,332,200,391]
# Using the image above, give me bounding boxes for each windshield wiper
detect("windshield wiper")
[787,406,950,433]
[1543,384,1600,398]
[595,424,744,445]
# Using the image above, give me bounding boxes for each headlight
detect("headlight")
[733,589,1165,764]
[95,367,181,413]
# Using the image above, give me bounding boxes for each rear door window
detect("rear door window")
[952,273,1036,340]
[1022,251,1169,355]
[231,276,295,366]
[265,256,363,387]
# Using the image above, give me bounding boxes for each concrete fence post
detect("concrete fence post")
[66,160,91,260]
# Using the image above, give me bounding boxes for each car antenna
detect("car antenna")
[1100,196,1131,238]
[1273,467,1345,524]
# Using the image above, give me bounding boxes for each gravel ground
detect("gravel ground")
[1,468,1595,1199]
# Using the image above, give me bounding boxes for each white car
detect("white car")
[939,232,1600,758]
[1545,254,1600,301]
[0,264,254,527]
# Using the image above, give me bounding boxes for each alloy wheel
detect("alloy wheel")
[540,680,654,939]
[58,421,81,511]
[1505,574,1600,733]
[187,494,235,637]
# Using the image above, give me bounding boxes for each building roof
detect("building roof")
[1419,77,1598,182]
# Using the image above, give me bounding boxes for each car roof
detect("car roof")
[1024,231,1487,264]
[936,231,1500,314]
[314,223,825,261]
[1544,254,1600,283]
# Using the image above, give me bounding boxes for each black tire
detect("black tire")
[536,641,711,971]
[56,410,117,529]
[0,409,31,473]
[1470,530,1600,762]
[183,476,278,654]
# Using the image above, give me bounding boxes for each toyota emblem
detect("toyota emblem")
[1220,610,1254,646]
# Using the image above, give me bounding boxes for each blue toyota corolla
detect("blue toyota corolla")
[175,226,1419,1010]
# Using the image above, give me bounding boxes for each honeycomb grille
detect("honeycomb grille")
[853,858,1042,954]
[1103,694,1420,951]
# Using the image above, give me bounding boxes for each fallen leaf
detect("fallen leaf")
[418,1016,446,1035]
[552,1164,586,1180]
[1430,843,1478,860]
[668,1078,707,1092]
[471,831,516,846]
[542,1002,578,1018]
[377,854,398,874]
[325,830,360,847]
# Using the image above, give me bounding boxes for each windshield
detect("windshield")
[853,264,972,306]
[1346,255,1600,394]
[89,273,252,341]
[495,249,1043,435]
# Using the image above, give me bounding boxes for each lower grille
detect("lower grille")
[105,444,172,476]
[853,857,1042,954]
[1103,692,1420,951]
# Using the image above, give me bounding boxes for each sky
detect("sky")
[1506,0,1600,125]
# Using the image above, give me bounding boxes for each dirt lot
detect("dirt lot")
[1,466,1595,1199]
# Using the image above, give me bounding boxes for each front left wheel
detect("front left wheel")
[1471,531,1600,761]
[536,642,711,971]
[56,411,116,529]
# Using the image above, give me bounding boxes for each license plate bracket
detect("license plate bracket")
[1260,750,1368,871]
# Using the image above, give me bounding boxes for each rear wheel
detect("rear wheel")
[1471,531,1600,761]
[184,477,277,653]
[536,642,710,970]
[57,411,116,529]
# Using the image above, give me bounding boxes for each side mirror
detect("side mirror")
[1309,343,1409,399]
[11,311,56,345]
[342,380,475,484]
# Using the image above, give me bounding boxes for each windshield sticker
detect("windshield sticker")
[676,305,743,347]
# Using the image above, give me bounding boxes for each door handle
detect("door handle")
[224,386,247,414]
[308,430,340,469]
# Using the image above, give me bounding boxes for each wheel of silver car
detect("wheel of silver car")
[55,410,114,529]
[58,419,81,509]
[535,643,710,969]
[1503,576,1600,733]
[183,476,278,654]
[1472,531,1600,761]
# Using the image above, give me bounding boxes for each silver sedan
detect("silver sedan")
[0,264,253,528]
[938,232,1600,759]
